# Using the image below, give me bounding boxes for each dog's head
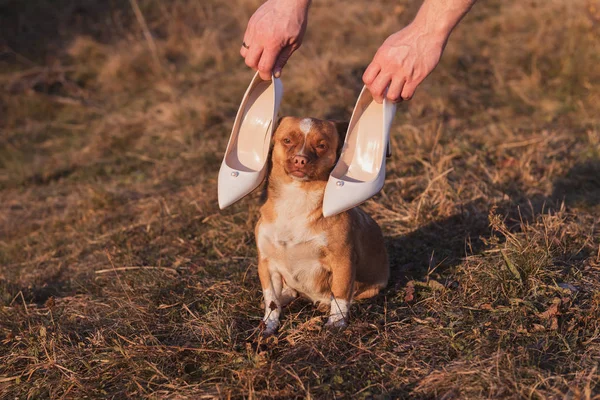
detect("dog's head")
[271,117,348,182]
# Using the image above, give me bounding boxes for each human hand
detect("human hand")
[241,0,311,80]
[363,23,447,103]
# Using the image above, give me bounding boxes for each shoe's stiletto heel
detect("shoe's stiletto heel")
[386,136,392,158]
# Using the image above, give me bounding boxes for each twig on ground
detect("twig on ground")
[128,0,164,74]
[95,266,179,275]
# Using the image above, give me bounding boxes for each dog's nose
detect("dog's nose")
[293,155,309,166]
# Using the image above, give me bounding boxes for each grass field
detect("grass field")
[1,0,600,398]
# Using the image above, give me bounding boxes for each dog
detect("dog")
[255,116,389,334]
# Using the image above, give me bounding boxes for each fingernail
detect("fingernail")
[274,69,281,78]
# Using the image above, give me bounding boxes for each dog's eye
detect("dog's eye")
[282,138,291,145]
[316,143,327,150]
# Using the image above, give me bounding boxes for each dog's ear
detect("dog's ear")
[276,116,284,128]
[330,120,349,155]
[271,116,289,145]
[275,116,291,130]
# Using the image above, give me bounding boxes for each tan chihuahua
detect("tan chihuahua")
[255,117,389,334]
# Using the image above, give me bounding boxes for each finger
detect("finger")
[386,77,406,103]
[368,73,392,104]
[273,45,295,78]
[241,24,254,58]
[401,81,418,101]
[362,62,381,86]
[244,46,264,70]
[257,48,279,80]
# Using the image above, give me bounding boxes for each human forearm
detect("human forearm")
[294,0,311,8]
[411,0,477,44]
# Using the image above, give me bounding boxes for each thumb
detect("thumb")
[273,45,296,78]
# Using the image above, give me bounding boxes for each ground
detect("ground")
[1,0,600,398]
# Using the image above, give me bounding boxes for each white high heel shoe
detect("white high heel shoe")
[322,86,396,217]
[218,72,283,209]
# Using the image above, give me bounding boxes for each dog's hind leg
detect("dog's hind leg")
[325,252,354,330]
[353,281,386,300]
[280,283,298,307]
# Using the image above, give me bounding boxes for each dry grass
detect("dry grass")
[1,0,600,398]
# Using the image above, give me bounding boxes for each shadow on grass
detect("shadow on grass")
[386,159,600,286]
[2,159,599,306]
[552,160,600,209]
[0,262,72,305]
[0,0,133,64]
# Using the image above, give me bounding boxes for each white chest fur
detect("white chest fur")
[257,183,329,302]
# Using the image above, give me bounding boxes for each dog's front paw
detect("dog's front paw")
[260,319,279,336]
[325,316,348,331]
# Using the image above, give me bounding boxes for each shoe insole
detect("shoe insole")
[225,81,274,172]
[333,98,384,183]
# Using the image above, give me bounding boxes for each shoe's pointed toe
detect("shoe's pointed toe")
[217,72,283,209]
[218,164,267,209]
[322,175,386,217]
[323,87,396,217]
